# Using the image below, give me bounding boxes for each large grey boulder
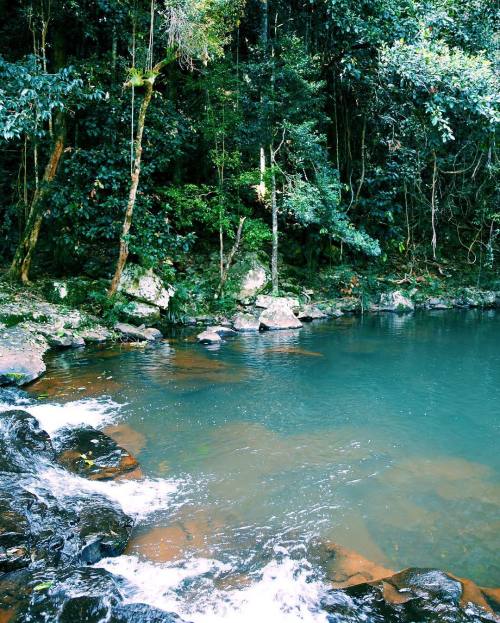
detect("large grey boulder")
[453,288,496,308]
[197,330,222,344]
[259,301,303,330]
[114,323,163,342]
[233,312,260,332]
[0,327,49,386]
[118,264,174,310]
[378,291,414,313]
[238,263,267,300]
[255,295,300,311]
[120,300,161,325]
[297,305,328,321]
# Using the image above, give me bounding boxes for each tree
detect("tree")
[108,0,244,296]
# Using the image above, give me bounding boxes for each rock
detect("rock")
[207,325,237,337]
[0,327,48,386]
[120,301,161,326]
[322,567,500,622]
[319,542,394,589]
[80,327,113,344]
[297,305,328,321]
[233,312,260,332]
[118,264,174,310]
[453,288,497,308]
[53,427,140,481]
[378,290,415,313]
[0,567,185,623]
[426,297,452,310]
[238,262,268,300]
[114,323,162,342]
[255,295,300,310]
[197,330,222,344]
[0,410,54,473]
[259,301,303,331]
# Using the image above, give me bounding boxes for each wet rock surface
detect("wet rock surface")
[0,327,49,386]
[232,312,261,332]
[0,566,185,623]
[197,330,222,344]
[53,426,140,480]
[114,322,163,342]
[320,552,500,623]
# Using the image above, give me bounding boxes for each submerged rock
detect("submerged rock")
[233,312,260,332]
[259,301,303,330]
[197,330,222,344]
[0,327,49,386]
[118,264,174,310]
[378,290,415,313]
[53,427,140,481]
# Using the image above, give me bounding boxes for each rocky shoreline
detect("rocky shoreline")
[1,268,499,386]
[1,402,499,622]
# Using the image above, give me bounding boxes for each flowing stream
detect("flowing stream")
[5,309,499,621]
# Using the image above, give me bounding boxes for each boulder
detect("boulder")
[378,290,415,313]
[233,313,260,332]
[197,330,222,344]
[114,323,163,342]
[255,295,300,310]
[0,567,185,623]
[0,327,49,386]
[426,297,452,310]
[118,264,174,310]
[0,410,54,473]
[238,262,267,300]
[207,325,237,337]
[322,568,500,622]
[259,301,303,331]
[120,301,161,326]
[53,427,140,481]
[297,305,328,321]
[80,327,113,344]
[453,288,497,308]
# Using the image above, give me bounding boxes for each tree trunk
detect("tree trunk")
[109,81,153,296]
[8,116,66,284]
[270,145,278,294]
[217,216,246,296]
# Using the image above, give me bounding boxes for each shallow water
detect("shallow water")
[14,310,500,620]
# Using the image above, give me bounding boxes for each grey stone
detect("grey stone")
[114,323,161,342]
[120,300,161,325]
[197,330,222,344]
[238,263,267,300]
[255,295,300,310]
[233,313,260,332]
[0,328,49,386]
[297,305,328,321]
[118,264,174,310]
[378,290,415,313]
[208,325,237,337]
[259,301,303,330]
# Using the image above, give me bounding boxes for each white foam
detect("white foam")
[97,554,330,623]
[12,397,121,434]
[35,466,178,519]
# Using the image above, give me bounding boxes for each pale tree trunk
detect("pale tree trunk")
[217,216,246,296]
[8,116,66,284]
[109,81,153,296]
[257,0,268,203]
[431,151,438,260]
[270,145,278,294]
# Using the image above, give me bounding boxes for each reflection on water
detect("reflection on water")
[28,310,500,605]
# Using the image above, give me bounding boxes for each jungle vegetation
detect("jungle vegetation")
[0,0,498,312]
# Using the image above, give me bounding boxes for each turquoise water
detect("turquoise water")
[28,309,500,618]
